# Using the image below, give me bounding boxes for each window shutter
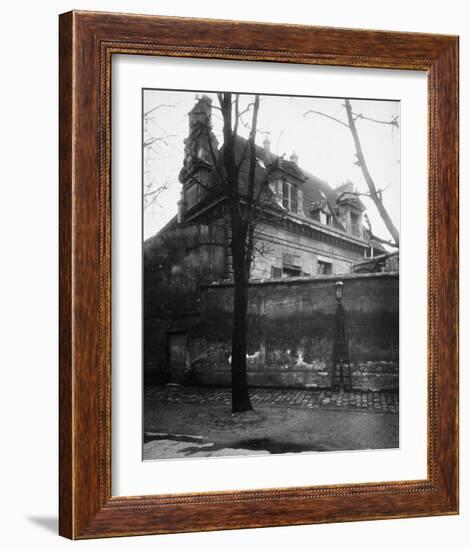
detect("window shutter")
[282,180,289,209]
[290,184,298,213]
[282,253,301,267]
[282,252,293,265]
[297,188,303,215]
[276,179,283,199]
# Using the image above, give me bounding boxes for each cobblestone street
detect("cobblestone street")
[144,385,399,459]
[145,385,399,414]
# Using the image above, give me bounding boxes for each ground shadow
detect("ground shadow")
[27,516,58,534]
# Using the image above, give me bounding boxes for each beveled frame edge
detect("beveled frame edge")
[58,10,459,539]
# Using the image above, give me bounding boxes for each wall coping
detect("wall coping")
[201,271,399,289]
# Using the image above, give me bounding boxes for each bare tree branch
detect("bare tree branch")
[143,134,177,149]
[304,101,400,245]
[236,139,251,176]
[233,94,240,137]
[351,112,399,127]
[143,102,178,210]
[343,99,400,245]
[144,104,176,118]
[363,213,399,248]
[303,109,350,128]
[143,175,173,210]
[336,190,372,202]
[246,95,260,206]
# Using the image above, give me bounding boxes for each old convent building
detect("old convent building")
[143,96,397,390]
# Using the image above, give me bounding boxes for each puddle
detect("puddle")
[144,432,204,444]
[182,437,327,455]
[144,433,327,456]
[227,437,326,453]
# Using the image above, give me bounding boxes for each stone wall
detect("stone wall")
[149,272,399,391]
[143,221,225,316]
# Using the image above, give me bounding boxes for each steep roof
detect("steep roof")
[232,135,346,230]
[183,134,384,245]
[232,136,272,199]
[335,180,366,212]
[299,170,345,230]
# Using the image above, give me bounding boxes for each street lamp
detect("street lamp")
[335,280,344,303]
[332,280,352,392]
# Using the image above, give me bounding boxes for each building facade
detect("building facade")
[173,95,383,282]
[143,95,396,388]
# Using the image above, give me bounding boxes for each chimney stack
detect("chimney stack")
[183,94,218,169]
[188,94,212,133]
[177,188,187,224]
[263,135,271,158]
[289,150,299,164]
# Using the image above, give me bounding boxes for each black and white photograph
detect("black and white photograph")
[142,89,400,460]
[2,0,464,545]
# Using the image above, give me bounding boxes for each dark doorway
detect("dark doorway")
[166,332,187,384]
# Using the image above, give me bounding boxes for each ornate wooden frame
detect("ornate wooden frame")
[59,10,459,539]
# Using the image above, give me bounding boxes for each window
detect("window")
[282,252,302,277]
[319,211,332,226]
[282,180,299,213]
[283,266,302,277]
[350,212,361,236]
[318,260,332,275]
[271,266,282,279]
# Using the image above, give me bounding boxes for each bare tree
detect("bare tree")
[304,99,400,247]
[221,93,260,413]
[185,93,272,413]
[143,104,177,210]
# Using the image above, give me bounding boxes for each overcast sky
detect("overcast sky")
[143,90,400,242]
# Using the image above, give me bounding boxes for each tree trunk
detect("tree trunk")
[218,91,254,413]
[230,224,253,413]
[231,267,253,412]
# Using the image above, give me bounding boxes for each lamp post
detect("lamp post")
[335,280,343,303]
[332,280,352,392]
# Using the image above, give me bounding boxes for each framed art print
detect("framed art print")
[59,11,459,539]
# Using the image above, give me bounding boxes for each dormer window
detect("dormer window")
[319,211,332,226]
[312,207,332,226]
[350,211,361,237]
[282,180,298,213]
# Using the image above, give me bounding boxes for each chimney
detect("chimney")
[263,135,271,158]
[188,94,212,133]
[183,94,218,168]
[177,188,187,224]
[179,95,219,205]
[289,150,299,164]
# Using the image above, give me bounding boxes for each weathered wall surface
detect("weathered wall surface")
[354,251,399,274]
[144,313,200,385]
[143,222,398,391]
[143,221,225,384]
[251,221,365,278]
[143,222,225,316]
[179,273,399,391]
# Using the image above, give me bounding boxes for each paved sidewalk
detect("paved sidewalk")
[145,385,399,414]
